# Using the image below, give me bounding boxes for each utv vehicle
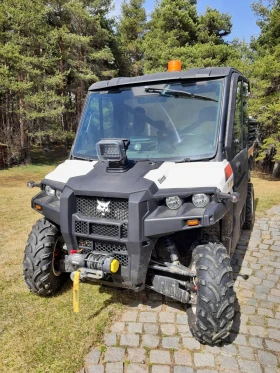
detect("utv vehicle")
[24,62,255,345]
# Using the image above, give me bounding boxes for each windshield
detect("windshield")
[72,79,224,161]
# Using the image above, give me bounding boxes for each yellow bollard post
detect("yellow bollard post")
[73,271,80,313]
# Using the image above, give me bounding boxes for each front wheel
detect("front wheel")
[23,218,67,296]
[187,242,235,345]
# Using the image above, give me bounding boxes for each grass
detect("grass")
[0,149,132,373]
[0,149,280,372]
[251,171,280,215]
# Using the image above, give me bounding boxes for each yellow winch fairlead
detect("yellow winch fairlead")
[73,271,80,313]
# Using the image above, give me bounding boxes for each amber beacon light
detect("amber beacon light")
[168,60,182,72]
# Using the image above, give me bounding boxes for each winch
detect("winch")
[68,252,119,281]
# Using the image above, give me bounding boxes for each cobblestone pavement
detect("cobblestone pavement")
[81,207,280,373]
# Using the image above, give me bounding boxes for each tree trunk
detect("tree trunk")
[272,161,280,179]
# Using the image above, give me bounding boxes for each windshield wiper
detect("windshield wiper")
[145,86,218,103]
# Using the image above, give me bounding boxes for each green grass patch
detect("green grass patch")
[0,161,132,373]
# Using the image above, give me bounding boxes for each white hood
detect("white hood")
[45,160,98,184]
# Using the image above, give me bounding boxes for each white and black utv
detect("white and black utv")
[24,64,256,345]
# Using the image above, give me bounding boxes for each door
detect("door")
[230,79,249,251]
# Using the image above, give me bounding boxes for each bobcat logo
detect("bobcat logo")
[97,199,111,217]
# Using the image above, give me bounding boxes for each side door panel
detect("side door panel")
[225,75,249,253]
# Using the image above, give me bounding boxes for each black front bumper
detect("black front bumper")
[32,186,230,291]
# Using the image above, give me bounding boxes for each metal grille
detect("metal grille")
[93,241,128,267]
[78,238,92,248]
[90,223,119,237]
[121,223,128,238]
[76,196,128,220]
[75,221,88,234]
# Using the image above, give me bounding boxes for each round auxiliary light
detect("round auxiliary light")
[56,190,62,200]
[192,194,210,208]
[45,185,55,197]
[166,196,183,210]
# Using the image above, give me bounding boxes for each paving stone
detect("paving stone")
[248,325,266,338]
[174,367,194,373]
[174,350,192,365]
[264,368,279,373]
[85,349,101,365]
[249,315,265,326]
[265,340,280,352]
[241,305,256,315]
[105,362,123,373]
[268,328,280,340]
[128,322,143,334]
[220,343,238,355]
[238,345,254,360]
[111,322,125,333]
[231,333,248,346]
[139,312,157,323]
[248,276,262,285]
[238,359,262,373]
[258,308,274,317]
[271,289,280,297]
[162,337,179,349]
[143,323,159,335]
[194,353,215,367]
[104,347,125,363]
[122,311,138,322]
[267,318,280,328]
[150,350,171,364]
[258,350,278,367]
[177,314,188,324]
[126,364,148,373]
[177,324,192,335]
[263,280,276,288]
[159,312,175,323]
[120,334,140,347]
[151,365,170,373]
[182,337,201,350]
[165,302,184,313]
[160,323,176,336]
[217,355,239,371]
[141,334,160,348]
[249,337,263,349]
[104,333,117,346]
[267,274,279,282]
[268,295,280,304]
[255,292,267,300]
[87,366,104,373]
[127,348,146,363]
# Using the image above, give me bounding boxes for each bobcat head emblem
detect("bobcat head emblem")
[97,199,111,217]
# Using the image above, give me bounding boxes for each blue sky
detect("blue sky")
[112,0,260,42]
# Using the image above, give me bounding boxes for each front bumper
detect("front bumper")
[32,188,230,290]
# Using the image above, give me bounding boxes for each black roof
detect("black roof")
[89,67,242,91]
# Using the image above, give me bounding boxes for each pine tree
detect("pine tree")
[117,0,147,76]
[143,0,198,73]
[249,0,280,177]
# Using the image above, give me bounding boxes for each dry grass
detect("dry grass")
[251,171,280,215]
[0,160,279,372]
[0,164,131,373]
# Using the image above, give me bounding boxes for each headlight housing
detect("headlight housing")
[45,185,55,197]
[192,194,210,208]
[166,196,183,210]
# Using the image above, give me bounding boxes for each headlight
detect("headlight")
[56,190,62,200]
[45,185,55,197]
[166,196,183,210]
[192,194,210,208]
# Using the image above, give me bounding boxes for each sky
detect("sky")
[112,0,260,42]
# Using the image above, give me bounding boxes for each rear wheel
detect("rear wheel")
[23,218,67,296]
[244,182,255,230]
[187,242,235,345]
